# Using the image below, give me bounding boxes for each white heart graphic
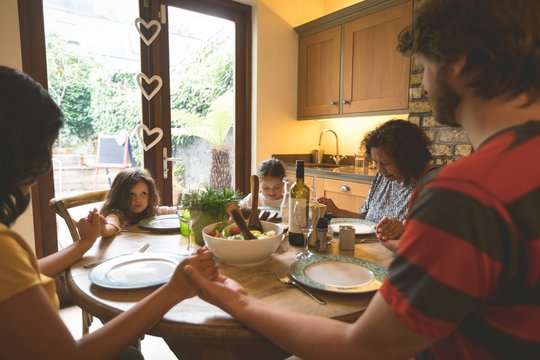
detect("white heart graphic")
[134,18,161,46]
[136,73,163,101]
[134,124,163,151]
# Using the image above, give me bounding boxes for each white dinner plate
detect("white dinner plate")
[138,214,179,232]
[89,252,184,289]
[330,218,376,236]
[290,255,387,293]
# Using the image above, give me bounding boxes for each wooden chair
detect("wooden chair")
[49,189,109,334]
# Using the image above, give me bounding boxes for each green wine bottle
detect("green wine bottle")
[288,160,310,246]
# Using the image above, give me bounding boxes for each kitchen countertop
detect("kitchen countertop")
[283,163,376,184]
[275,154,376,184]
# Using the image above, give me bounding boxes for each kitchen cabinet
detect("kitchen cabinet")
[296,0,412,118]
[286,172,370,213]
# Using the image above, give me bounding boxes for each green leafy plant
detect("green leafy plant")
[180,187,241,219]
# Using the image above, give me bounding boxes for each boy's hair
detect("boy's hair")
[0,66,63,226]
[101,167,161,224]
[257,158,286,179]
[362,119,432,184]
[397,0,540,105]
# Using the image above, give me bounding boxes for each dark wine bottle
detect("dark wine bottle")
[288,160,310,246]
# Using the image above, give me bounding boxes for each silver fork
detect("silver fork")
[83,243,150,268]
[275,270,326,305]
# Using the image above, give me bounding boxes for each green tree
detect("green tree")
[172,91,234,189]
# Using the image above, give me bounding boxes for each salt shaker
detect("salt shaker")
[338,225,355,251]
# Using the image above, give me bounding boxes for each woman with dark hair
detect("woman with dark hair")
[0,66,217,359]
[318,119,436,250]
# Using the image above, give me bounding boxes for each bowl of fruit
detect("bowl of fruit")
[202,221,284,266]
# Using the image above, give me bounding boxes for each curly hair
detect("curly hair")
[397,0,540,105]
[0,66,63,226]
[362,119,432,183]
[257,158,286,179]
[100,167,161,224]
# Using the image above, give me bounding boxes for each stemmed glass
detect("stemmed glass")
[177,190,203,255]
[292,198,322,259]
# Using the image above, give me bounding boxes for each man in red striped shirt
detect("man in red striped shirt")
[185,0,540,358]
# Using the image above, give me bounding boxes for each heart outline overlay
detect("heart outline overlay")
[134,124,164,151]
[136,73,163,101]
[134,18,161,46]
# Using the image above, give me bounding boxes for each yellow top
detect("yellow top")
[0,224,59,308]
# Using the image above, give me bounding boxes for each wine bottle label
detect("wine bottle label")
[289,198,307,233]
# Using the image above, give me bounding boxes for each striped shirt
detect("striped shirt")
[380,120,540,359]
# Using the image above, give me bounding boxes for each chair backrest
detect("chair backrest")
[49,189,109,242]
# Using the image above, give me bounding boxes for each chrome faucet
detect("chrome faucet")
[318,129,346,165]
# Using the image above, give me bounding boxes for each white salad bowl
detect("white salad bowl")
[202,221,284,266]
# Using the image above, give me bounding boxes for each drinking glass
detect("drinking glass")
[177,190,203,255]
[292,199,321,259]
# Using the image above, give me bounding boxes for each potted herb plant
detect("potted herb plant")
[179,187,242,246]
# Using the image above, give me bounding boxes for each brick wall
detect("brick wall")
[406,1,472,165]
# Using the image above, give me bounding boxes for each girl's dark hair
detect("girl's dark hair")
[397,0,540,105]
[257,158,286,179]
[0,66,63,226]
[100,167,161,224]
[362,119,432,183]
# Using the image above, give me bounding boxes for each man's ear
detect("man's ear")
[451,53,467,76]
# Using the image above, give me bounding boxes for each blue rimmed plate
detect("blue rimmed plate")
[89,252,184,289]
[329,218,376,236]
[290,255,387,293]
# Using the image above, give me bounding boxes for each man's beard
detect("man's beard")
[430,68,462,127]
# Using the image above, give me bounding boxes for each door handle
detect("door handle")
[162,147,182,179]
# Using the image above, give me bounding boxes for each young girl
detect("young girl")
[239,158,286,209]
[0,65,217,360]
[99,167,177,237]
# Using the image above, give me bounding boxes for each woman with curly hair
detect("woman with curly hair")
[318,119,436,250]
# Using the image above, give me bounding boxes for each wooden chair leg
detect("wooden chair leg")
[82,310,93,335]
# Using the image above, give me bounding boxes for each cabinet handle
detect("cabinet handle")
[339,185,350,192]
[329,101,338,106]
[342,99,351,105]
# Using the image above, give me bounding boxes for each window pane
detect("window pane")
[43,0,141,196]
[168,7,235,200]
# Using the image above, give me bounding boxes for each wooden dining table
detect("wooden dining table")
[65,225,394,360]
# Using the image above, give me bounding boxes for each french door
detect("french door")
[18,0,251,260]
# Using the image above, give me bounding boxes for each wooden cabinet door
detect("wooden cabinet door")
[298,25,341,117]
[320,178,370,213]
[342,1,412,114]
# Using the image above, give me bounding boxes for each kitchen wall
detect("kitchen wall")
[0,0,36,248]
[248,0,407,170]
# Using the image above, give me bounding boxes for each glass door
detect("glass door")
[148,0,252,204]
[166,6,235,202]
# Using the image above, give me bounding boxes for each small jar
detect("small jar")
[338,225,355,251]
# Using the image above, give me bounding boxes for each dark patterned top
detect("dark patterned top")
[360,173,415,223]
[380,121,540,359]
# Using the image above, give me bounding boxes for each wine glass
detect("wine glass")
[292,198,321,259]
[177,190,203,255]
